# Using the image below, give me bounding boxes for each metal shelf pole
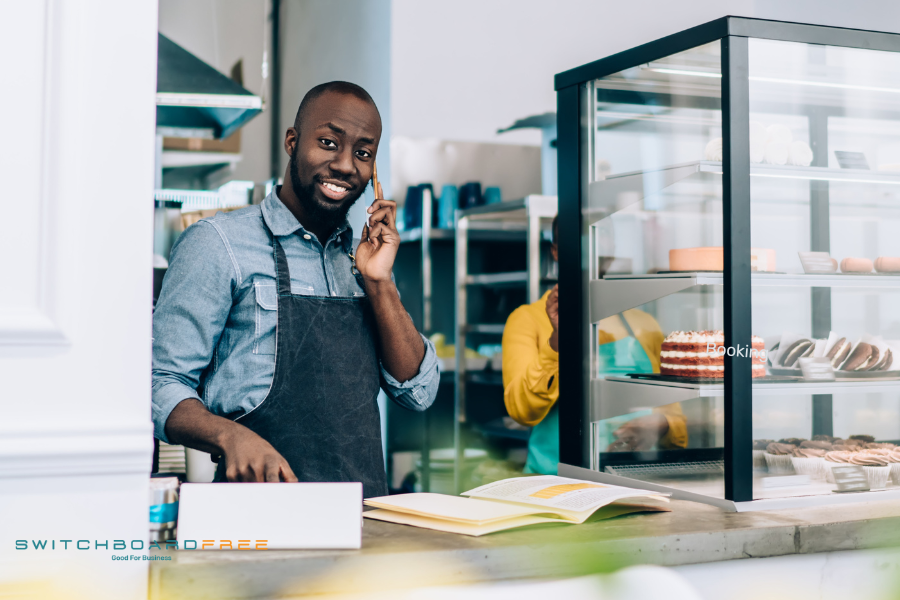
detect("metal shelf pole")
[454,213,469,494]
[420,187,433,493]
[722,35,753,503]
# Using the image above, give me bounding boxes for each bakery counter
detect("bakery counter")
[148,497,900,599]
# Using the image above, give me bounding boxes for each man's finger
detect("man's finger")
[249,461,267,482]
[367,199,396,212]
[368,222,385,241]
[368,207,394,227]
[281,463,299,482]
[264,459,281,483]
[368,204,397,228]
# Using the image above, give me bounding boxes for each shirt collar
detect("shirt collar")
[261,186,353,247]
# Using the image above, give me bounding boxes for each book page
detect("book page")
[463,476,669,523]
[363,509,566,536]
[364,493,552,525]
[363,504,669,537]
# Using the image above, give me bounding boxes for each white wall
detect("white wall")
[158,0,273,184]
[391,0,900,147]
[0,1,158,598]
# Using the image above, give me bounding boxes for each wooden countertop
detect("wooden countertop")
[149,497,900,599]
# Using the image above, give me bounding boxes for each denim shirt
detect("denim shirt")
[151,188,440,443]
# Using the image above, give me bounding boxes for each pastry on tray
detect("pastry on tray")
[668,247,776,272]
[660,330,766,378]
[875,257,900,273]
[772,333,894,373]
[840,257,873,273]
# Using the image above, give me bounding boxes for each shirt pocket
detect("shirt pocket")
[254,284,278,355]
[253,281,316,355]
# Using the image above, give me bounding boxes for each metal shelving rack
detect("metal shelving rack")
[453,195,558,492]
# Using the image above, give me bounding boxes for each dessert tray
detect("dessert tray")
[625,373,798,384]
[769,366,900,379]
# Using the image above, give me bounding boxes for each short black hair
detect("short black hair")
[552,214,559,245]
[293,81,379,131]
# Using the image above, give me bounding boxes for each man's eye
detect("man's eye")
[356,150,371,159]
[320,139,336,148]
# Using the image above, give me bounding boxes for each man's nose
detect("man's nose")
[329,147,354,177]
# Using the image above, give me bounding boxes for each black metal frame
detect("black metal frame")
[555,16,900,503]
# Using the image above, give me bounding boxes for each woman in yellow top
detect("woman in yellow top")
[502,217,687,475]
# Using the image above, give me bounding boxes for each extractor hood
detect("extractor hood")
[156,34,262,140]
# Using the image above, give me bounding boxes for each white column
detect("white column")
[0,1,158,598]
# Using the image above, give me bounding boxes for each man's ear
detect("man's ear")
[284,127,298,156]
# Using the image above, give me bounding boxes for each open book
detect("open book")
[363,475,670,536]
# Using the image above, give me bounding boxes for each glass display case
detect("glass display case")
[555,17,900,507]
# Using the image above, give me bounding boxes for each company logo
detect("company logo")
[705,343,767,362]
[16,539,268,551]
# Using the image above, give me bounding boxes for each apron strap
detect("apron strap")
[272,236,293,296]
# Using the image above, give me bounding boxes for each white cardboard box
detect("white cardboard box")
[177,482,362,549]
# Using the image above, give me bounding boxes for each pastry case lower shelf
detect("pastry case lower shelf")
[590,376,900,422]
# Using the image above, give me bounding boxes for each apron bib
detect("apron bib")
[215,227,387,498]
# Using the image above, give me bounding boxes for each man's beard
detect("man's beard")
[289,143,363,236]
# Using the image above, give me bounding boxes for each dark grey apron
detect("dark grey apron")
[214,225,387,498]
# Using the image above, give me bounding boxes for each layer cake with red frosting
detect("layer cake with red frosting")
[660,330,766,378]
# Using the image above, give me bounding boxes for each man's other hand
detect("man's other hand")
[356,187,400,285]
[219,428,299,482]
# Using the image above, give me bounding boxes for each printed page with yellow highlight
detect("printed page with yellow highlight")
[462,476,670,523]
[363,476,670,536]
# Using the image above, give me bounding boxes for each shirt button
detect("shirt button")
[303,234,311,240]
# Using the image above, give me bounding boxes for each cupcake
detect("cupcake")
[887,450,900,485]
[753,439,773,470]
[850,434,876,444]
[824,450,855,483]
[779,437,807,447]
[791,447,826,479]
[765,442,797,474]
[849,453,891,489]
[800,440,833,451]
[866,442,896,450]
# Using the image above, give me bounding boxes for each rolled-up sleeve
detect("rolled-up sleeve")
[380,334,440,411]
[152,221,236,443]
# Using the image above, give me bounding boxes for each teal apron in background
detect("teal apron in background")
[524,315,654,475]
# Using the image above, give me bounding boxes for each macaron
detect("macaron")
[780,339,813,367]
[840,342,873,371]
[828,338,852,368]
[869,348,893,371]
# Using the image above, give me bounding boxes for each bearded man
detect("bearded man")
[151,82,438,498]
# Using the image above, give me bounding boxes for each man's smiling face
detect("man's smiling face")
[288,90,381,233]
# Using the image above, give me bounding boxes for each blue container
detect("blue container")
[403,184,439,230]
[438,185,458,229]
[459,182,483,209]
[483,186,502,205]
[403,185,423,230]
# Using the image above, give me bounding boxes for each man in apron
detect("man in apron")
[152,82,439,497]
[502,216,687,475]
